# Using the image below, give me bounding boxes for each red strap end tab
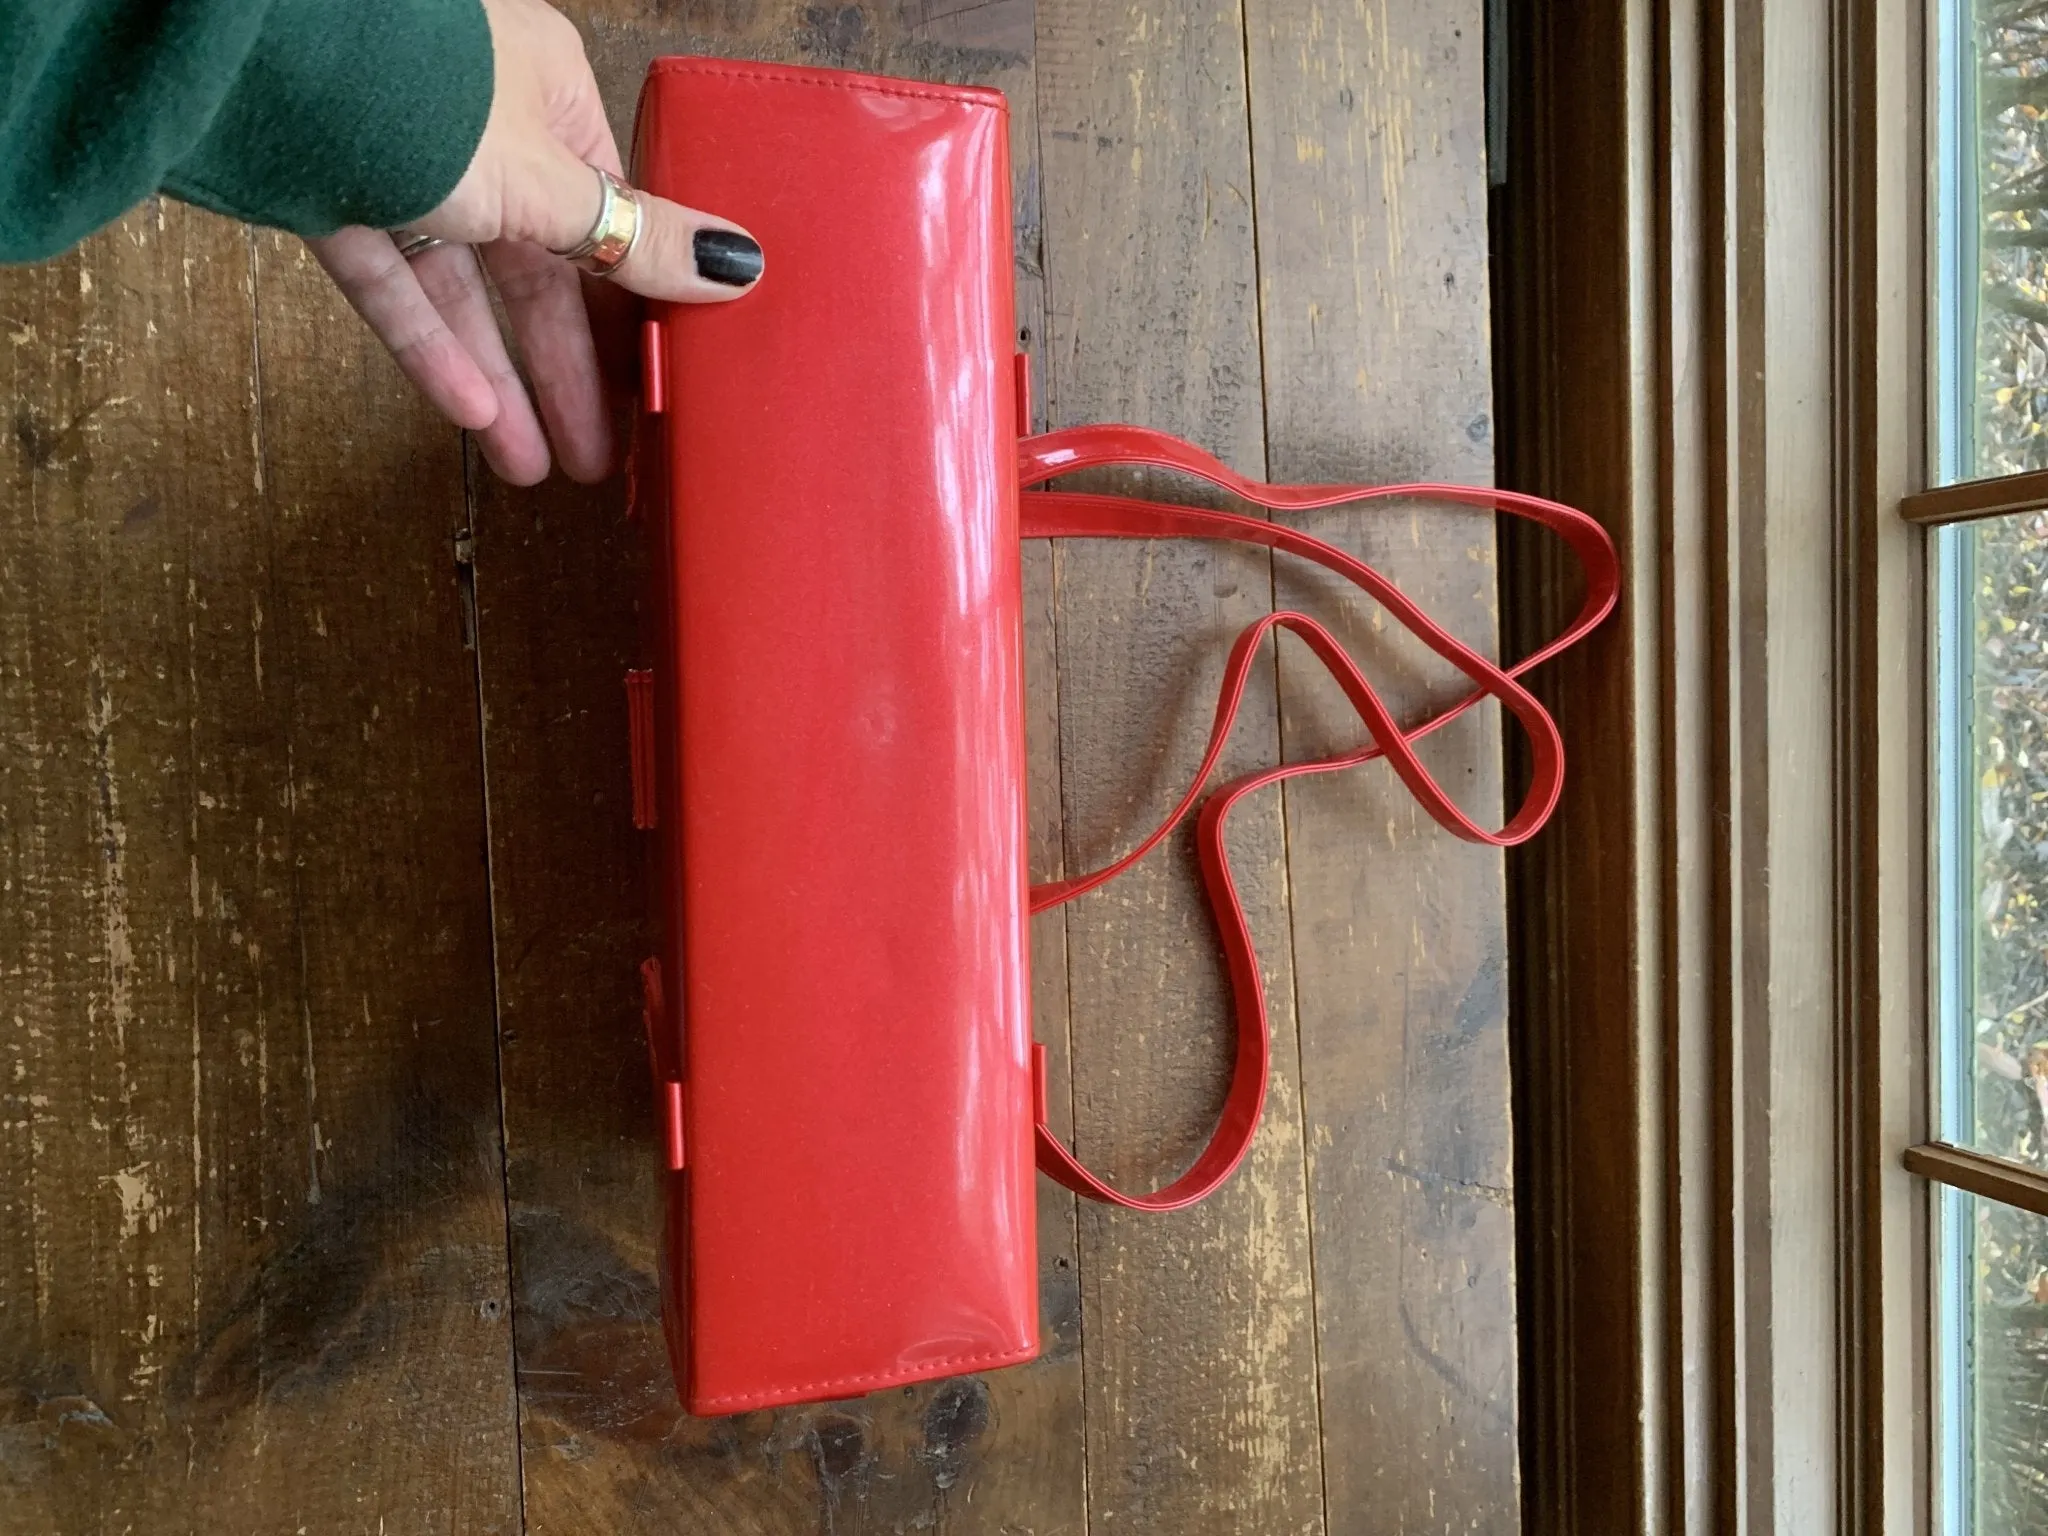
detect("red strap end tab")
[1031,1042,1049,1127]
[625,669,657,829]
[642,955,685,1169]
[1013,352,1033,438]
[663,1080,687,1171]
[641,318,666,415]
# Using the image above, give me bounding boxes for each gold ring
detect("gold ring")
[552,168,644,277]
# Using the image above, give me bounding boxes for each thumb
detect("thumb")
[528,139,763,303]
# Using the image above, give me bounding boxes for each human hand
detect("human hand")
[306,0,762,485]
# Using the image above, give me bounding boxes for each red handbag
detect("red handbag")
[626,57,1618,1416]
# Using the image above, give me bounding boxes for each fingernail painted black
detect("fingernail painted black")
[695,229,763,287]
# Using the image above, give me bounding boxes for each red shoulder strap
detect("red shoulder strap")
[1020,424,1620,1212]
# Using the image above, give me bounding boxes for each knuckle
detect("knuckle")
[413,253,478,307]
[491,260,566,308]
[482,356,525,391]
[353,256,416,309]
[385,324,446,364]
[625,206,686,282]
[544,9,587,58]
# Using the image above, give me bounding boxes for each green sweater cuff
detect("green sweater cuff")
[0,0,492,263]
[163,0,493,237]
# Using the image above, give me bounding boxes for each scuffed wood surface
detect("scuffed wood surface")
[1033,0,1327,1527]
[0,212,520,1533]
[0,0,1511,1531]
[1244,0,1521,1527]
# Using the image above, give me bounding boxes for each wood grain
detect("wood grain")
[1033,0,1326,1528]
[0,3,1523,1529]
[0,209,519,1533]
[470,6,1087,1533]
[1242,0,1519,1527]
[1491,3,1655,1530]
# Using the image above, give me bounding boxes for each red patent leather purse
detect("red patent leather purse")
[627,57,1618,1416]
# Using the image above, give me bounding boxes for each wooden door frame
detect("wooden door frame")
[1493,0,1926,1529]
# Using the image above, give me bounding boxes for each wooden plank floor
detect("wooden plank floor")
[0,1,1511,1530]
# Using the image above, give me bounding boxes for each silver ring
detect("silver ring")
[550,168,644,277]
[395,232,445,259]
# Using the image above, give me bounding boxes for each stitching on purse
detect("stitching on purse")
[693,1341,1037,1409]
[648,59,1005,110]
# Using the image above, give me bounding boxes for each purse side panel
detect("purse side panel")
[633,59,1035,1415]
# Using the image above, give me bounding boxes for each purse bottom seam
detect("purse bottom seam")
[692,1339,1039,1410]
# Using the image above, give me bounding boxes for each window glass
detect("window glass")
[1934,7,2048,1532]
[1937,1184,2048,1534]
[1935,0,2048,484]
[1937,513,2048,1168]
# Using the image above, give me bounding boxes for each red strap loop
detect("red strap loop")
[1020,424,1619,1212]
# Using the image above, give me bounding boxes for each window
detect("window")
[1910,1,2048,1530]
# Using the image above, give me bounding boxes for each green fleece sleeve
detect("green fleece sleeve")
[0,0,494,264]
